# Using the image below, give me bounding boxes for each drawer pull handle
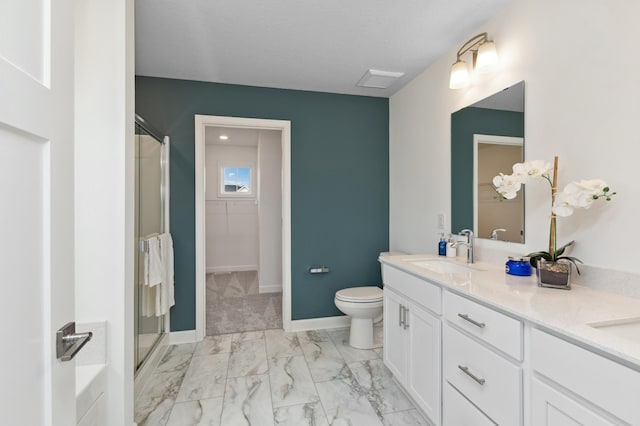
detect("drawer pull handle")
[399,305,404,327]
[458,365,486,385]
[457,313,485,328]
[403,307,409,330]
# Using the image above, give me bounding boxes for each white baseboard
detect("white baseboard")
[206,265,257,274]
[169,329,199,345]
[259,284,282,294]
[288,315,351,332]
[134,333,169,402]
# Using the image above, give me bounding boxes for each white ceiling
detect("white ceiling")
[135,0,512,98]
[206,127,265,147]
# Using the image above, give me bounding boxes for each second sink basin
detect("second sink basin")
[408,259,484,274]
[588,317,640,342]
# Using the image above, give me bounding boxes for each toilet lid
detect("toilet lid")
[335,286,383,302]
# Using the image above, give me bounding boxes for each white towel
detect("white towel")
[141,235,162,317]
[144,236,163,287]
[158,233,175,315]
[141,284,158,317]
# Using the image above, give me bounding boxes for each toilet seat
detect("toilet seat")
[335,286,383,303]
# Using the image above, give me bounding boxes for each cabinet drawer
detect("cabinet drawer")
[443,383,494,426]
[382,264,441,315]
[444,291,522,360]
[444,324,522,426]
[532,328,640,425]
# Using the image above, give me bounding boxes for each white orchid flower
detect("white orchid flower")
[565,179,608,196]
[496,156,616,269]
[552,179,611,216]
[552,191,576,217]
[493,173,522,199]
[512,160,552,181]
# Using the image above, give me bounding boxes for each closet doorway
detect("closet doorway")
[195,116,291,339]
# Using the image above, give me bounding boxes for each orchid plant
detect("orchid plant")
[493,156,616,271]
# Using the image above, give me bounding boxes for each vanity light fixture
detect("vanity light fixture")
[219,135,229,140]
[449,32,498,89]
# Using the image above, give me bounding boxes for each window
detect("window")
[219,165,253,197]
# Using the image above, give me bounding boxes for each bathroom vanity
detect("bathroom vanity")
[379,254,640,426]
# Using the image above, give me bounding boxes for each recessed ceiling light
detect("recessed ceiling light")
[219,135,229,140]
[356,69,404,89]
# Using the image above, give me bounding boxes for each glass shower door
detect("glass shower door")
[134,123,165,370]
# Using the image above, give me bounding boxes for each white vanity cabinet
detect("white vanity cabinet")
[380,256,640,426]
[382,265,442,425]
[531,328,640,425]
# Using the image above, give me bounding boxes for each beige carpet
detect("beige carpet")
[206,271,282,335]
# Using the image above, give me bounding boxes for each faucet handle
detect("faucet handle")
[490,228,507,240]
[459,229,474,237]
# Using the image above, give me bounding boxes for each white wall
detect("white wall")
[205,144,258,271]
[390,0,640,273]
[74,0,134,423]
[258,130,283,293]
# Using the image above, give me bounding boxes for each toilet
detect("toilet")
[334,251,404,349]
[334,286,383,349]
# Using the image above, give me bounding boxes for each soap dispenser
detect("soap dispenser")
[446,234,456,257]
[438,233,447,256]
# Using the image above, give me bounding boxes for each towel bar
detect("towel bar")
[140,233,160,253]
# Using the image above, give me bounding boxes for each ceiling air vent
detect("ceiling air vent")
[356,69,404,89]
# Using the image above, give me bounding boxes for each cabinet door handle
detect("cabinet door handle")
[403,307,409,329]
[458,365,486,385]
[399,305,404,327]
[457,313,485,328]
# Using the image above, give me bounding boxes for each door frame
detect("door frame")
[194,115,292,339]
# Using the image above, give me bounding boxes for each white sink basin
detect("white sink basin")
[588,317,640,341]
[408,259,484,274]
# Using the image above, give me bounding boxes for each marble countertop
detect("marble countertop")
[379,254,640,370]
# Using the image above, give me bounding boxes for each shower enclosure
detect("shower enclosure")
[134,114,170,371]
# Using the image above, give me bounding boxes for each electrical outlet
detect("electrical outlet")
[437,213,445,230]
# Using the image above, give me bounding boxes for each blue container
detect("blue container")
[505,257,532,276]
[438,239,447,256]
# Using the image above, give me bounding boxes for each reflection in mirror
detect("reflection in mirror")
[474,135,524,242]
[451,81,525,242]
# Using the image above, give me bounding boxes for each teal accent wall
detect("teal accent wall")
[451,107,524,232]
[135,77,389,331]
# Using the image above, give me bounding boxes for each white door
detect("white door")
[0,1,76,425]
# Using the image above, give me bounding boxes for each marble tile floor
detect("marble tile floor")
[134,326,428,426]
[206,271,283,335]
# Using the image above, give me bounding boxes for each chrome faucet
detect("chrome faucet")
[452,229,475,264]
[490,228,506,240]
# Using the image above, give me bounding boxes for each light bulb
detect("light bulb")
[449,60,470,89]
[476,41,498,73]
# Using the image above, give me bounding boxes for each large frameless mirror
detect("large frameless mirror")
[451,81,525,243]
